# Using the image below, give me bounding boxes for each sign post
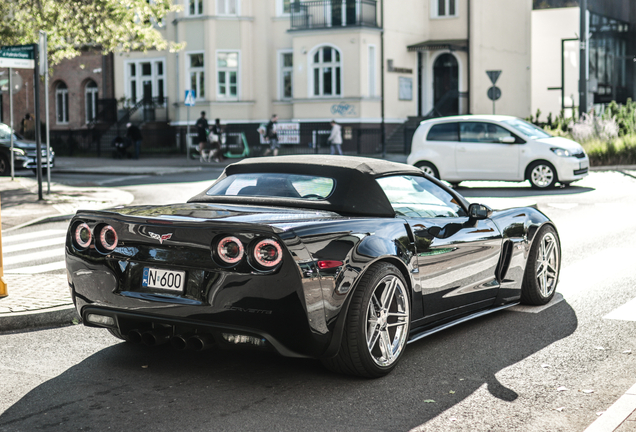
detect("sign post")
[40,32,51,194]
[486,70,502,115]
[184,90,195,160]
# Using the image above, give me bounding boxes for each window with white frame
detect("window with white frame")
[312,46,341,97]
[188,53,205,99]
[277,0,292,15]
[126,59,166,105]
[217,51,239,99]
[280,51,293,100]
[217,0,238,15]
[85,80,99,124]
[55,82,69,124]
[432,0,457,18]
[188,0,203,15]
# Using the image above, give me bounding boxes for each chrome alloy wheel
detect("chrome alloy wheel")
[420,165,436,177]
[365,274,410,367]
[536,232,559,298]
[530,164,555,188]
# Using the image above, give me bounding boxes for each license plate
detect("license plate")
[142,268,185,292]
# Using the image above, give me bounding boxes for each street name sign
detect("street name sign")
[0,45,35,69]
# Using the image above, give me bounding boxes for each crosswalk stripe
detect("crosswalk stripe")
[3,248,66,267]
[2,237,66,254]
[604,298,636,322]
[4,261,67,274]
[2,229,67,245]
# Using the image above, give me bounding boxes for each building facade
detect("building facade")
[114,0,533,153]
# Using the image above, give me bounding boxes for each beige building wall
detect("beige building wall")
[113,0,536,129]
[470,0,532,117]
[531,7,580,121]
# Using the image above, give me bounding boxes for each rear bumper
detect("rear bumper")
[67,254,332,359]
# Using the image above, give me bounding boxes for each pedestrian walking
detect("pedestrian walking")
[209,118,225,162]
[262,114,279,157]
[20,113,35,140]
[327,120,343,155]
[126,123,143,159]
[195,111,210,162]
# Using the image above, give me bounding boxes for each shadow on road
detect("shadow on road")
[0,301,577,431]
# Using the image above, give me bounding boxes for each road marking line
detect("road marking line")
[3,249,65,267]
[604,298,636,322]
[584,383,636,432]
[2,229,66,245]
[2,237,66,254]
[4,261,67,274]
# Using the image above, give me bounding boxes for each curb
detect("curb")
[4,213,75,232]
[0,305,79,332]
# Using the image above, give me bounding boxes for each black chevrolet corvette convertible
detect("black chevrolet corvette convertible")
[66,155,561,377]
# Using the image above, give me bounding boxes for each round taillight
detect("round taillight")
[217,236,244,265]
[252,239,283,268]
[74,222,92,249]
[98,225,118,252]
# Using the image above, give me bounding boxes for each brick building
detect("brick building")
[0,49,114,150]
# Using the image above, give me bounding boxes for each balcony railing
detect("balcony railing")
[290,0,378,31]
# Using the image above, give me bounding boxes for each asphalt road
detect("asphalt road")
[1,170,635,432]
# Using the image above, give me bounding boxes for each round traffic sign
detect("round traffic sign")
[487,86,501,101]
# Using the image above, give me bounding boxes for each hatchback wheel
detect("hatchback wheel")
[528,161,557,189]
[415,161,439,179]
[322,262,410,378]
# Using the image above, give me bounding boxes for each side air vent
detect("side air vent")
[495,240,514,283]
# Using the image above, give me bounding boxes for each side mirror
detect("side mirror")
[468,203,493,220]
[499,136,516,144]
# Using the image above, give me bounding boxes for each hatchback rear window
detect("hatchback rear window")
[206,173,335,200]
[426,123,459,141]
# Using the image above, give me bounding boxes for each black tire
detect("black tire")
[322,262,411,378]
[415,161,439,179]
[527,161,558,189]
[107,327,130,341]
[521,225,561,305]
[0,154,9,176]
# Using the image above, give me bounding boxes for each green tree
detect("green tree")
[0,0,181,64]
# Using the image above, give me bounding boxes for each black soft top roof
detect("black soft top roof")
[188,155,442,217]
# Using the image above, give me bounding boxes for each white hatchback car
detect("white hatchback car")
[406,115,589,188]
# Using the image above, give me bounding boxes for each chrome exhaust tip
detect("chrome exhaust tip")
[141,329,170,346]
[170,334,190,350]
[128,329,143,344]
[187,334,215,351]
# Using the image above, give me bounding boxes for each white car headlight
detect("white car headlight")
[550,147,572,157]
[11,148,26,156]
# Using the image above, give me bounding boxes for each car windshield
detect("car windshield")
[206,173,335,200]
[376,175,466,218]
[502,118,552,139]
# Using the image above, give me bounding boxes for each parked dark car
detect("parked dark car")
[65,155,561,377]
[0,122,55,175]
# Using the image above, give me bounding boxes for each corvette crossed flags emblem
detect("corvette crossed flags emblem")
[149,232,173,244]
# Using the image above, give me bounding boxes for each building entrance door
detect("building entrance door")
[433,53,459,116]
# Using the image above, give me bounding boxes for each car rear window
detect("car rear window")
[206,173,335,200]
[426,122,459,141]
